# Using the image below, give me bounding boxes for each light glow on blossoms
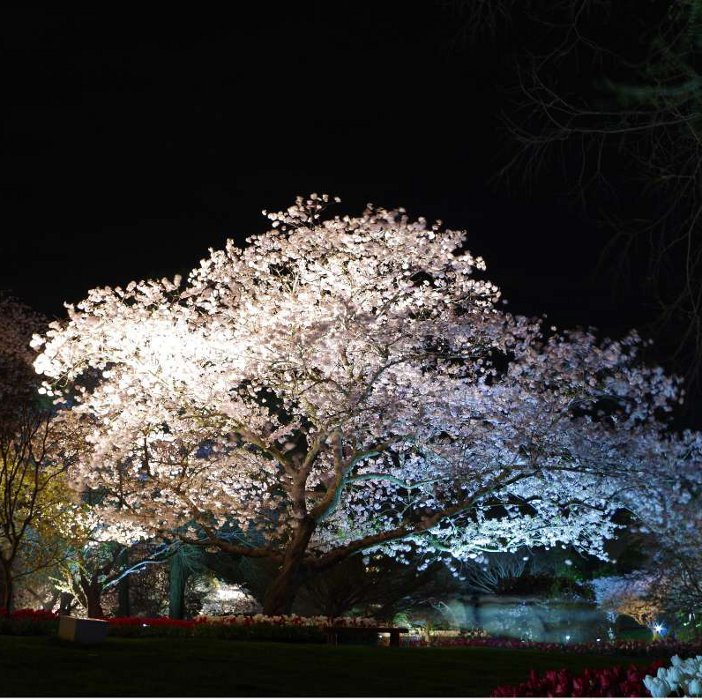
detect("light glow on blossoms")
[32,195,702,614]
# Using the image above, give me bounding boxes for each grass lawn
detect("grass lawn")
[0,635,657,696]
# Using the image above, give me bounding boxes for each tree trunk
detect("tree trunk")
[86,588,104,618]
[80,575,104,618]
[117,575,130,617]
[0,563,13,616]
[117,550,130,617]
[263,517,316,615]
[59,592,74,615]
[169,553,188,619]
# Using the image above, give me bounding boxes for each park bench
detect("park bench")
[323,625,409,647]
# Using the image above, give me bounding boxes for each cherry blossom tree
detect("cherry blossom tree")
[32,197,701,614]
[592,574,662,628]
[613,485,702,631]
[645,497,702,624]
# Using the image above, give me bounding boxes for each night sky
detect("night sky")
[2,5,655,346]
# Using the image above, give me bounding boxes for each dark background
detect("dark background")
[0,4,652,345]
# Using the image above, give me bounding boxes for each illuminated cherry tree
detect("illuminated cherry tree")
[590,477,702,633]
[33,196,700,614]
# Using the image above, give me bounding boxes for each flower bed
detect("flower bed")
[0,609,380,643]
[5,608,699,654]
[0,608,60,636]
[409,633,702,658]
[106,614,377,629]
[643,654,702,697]
[492,659,667,697]
[107,614,380,643]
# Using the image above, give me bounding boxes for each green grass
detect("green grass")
[0,635,656,696]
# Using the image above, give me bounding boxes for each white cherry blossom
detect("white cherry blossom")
[33,197,701,613]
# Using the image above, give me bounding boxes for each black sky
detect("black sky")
[2,4,649,338]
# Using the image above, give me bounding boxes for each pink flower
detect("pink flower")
[491,660,666,697]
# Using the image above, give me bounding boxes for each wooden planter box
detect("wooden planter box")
[58,615,108,644]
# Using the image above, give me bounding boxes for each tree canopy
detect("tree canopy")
[32,197,701,613]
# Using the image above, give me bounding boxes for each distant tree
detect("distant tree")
[634,491,702,628]
[588,458,702,633]
[592,573,661,628]
[53,536,175,618]
[33,197,701,614]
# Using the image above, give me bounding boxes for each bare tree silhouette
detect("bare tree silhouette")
[444,0,702,391]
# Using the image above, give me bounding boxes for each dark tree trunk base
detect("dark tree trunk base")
[262,517,316,615]
[81,575,104,619]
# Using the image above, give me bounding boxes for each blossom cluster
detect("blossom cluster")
[643,654,702,697]
[591,574,661,626]
[492,660,666,697]
[30,197,702,580]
